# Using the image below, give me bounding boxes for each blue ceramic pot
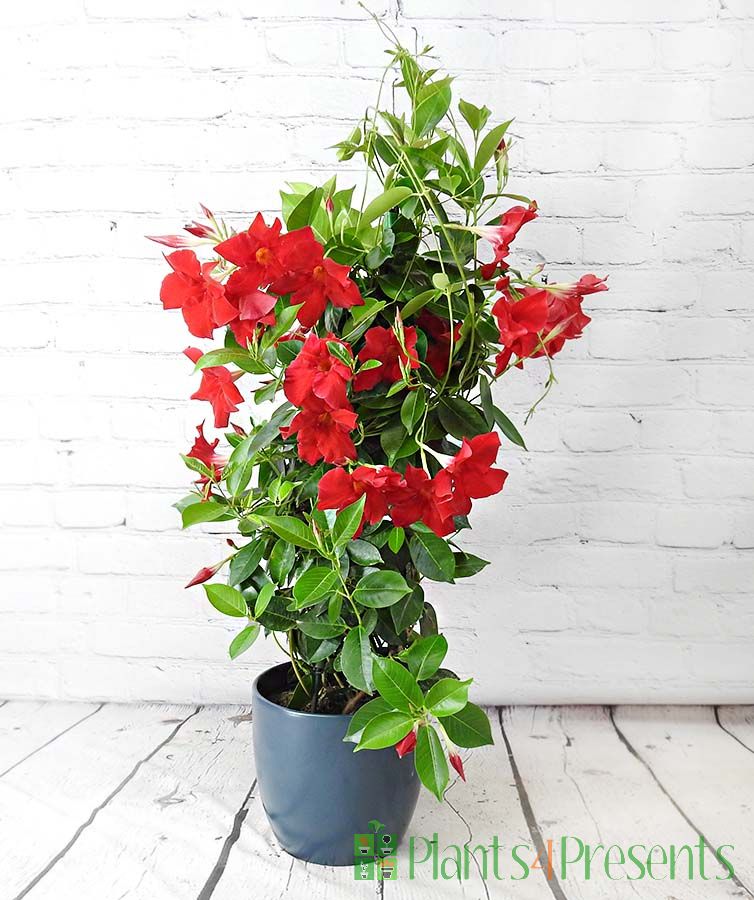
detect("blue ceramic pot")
[252,663,420,866]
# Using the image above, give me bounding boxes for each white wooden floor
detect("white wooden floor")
[1,702,753,900]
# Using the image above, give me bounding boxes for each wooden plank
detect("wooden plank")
[22,705,254,900]
[389,709,551,900]
[1,702,198,900]
[717,706,754,754]
[613,705,754,896]
[0,702,101,778]
[210,708,553,899]
[502,706,742,899]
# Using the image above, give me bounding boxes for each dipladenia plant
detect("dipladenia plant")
[151,34,606,801]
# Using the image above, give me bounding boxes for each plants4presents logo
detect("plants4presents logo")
[354,820,398,880]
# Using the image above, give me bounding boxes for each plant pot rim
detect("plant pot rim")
[253,661,356,721]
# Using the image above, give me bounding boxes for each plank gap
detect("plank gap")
[196,778,257,900]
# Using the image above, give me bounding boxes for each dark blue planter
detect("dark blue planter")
[252,663,421,866]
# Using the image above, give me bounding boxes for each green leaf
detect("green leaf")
[438,397,489,440]
[326,340,353,368]
[255,594,296,632]
[400,388,426,434]
[228,540,267,586]
[347,539,383,566]
[387,526,405,554]
[287,186,324,230]
[474,120,513,173]
[203,584,248,618]
[412,76,453,137]
[479,376,495,428]
[296,616,345,640]
[332,495,366,549]
[458,98,490,135]
[453,552,490,578]
[359,187,413,228]
[356,712,414,751]
[373,657,423,713]
[292,566,339,609]
[400,634,448,681]
[341,625,374,693]
[254,582,275,618]
[344,697,393,743]
[268,539,295,584]
[390,584,424,633]
[493,406,527,449]
[415,724,449,802]
[409,531,455,583]
[401,289,439,320]
[181,501,231,528]
[181,454,212,479]
[229,624,259,659]
[441,702,494,748]
[257,515,318,550]
[424,677,472,717]
[353,571,411,608]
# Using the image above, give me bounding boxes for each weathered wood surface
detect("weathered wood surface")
[0,701,752,900]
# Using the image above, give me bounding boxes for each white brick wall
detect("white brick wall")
[1,0,752,704]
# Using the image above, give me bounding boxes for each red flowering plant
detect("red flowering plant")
[151,40,605,800]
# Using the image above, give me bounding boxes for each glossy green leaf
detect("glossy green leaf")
[453,552,490,578]
[441,702,494,748]
[373,656,423,713]
[353,571,411,608]
[473,120,513,173]
[438,397,489,440]
[228,540,267,587]
[292,566,339,609]
[257,515,318,550]
[268,539,295,584]
[359,187,413,228]
[399,634,448,681]
[344,697,393,743]
[203,584,248,618]
[287,186,324,230]
[493,405,527,449]
[387,526,405,554]
[400,388,426,434]
[412,77,452,137]
[401,289,439,319]
[181,501,230,529]
[347,539,383,566]
[390,584,424,634]
[424,677,472,717]
[415,724,449,802]
[341,625,374,693]
[332,495,366,549]
[254,582,275,618]
[409,531,455,583]
[356,711,414,751]
[229,624,260,659]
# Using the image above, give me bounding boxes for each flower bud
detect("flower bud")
[394,730,417,758]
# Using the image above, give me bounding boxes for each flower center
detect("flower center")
[255,247,271,265]
[312,264,326,282]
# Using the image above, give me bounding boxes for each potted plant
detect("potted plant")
[150,35,606,867]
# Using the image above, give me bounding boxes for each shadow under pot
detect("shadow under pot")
[252,662,421,867]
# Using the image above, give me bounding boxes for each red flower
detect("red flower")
[273,227,364,328]
[317,465,401,534]
[572,273,608,296]
[491,288,549,374]
[223,275,278,346]
[395,729,417,758]
[446,432,508,516]
[449,752,466,781]
[160,250,237,339]
[475,202,537,279]
[417,312,461,378]
[388,465,456,537]
[184,347,244,428]
[283,333,352,410]
[185,559,223,589]
[186,423,226,482]
[353,326,420,392]
[281,400,358,465]
[215,214,286,286]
